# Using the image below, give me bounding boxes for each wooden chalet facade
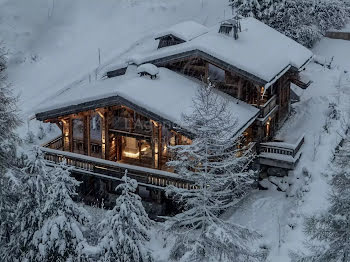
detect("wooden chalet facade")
[35,18,312,203]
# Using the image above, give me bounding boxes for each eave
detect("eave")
[35,95,194,139]
[106,49,268,86]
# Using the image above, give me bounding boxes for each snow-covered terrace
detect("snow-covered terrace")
[35,66,259,136]
[105,18,313,86]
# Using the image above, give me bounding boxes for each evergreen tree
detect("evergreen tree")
[33,161,90,262]
[0,42,22,258]
[98,171,154,262]
[165,83,261,262]
[269,0,321,48]
[296,143,350,261]
[6,146,50,261]
[312,0,348,33]
[230,0,283,21]
[230,0,350,47]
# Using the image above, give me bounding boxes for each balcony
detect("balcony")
[258,95,278,119]
[258,135,305,170]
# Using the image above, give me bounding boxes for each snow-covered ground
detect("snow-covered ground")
[225,39,350,261]
[2,0,350,260]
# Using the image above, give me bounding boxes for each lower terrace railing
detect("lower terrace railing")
[259,134,305,169]
[40,147,193,190]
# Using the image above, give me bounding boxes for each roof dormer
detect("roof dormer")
[155,21,209,49]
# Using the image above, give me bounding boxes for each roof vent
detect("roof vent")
[137,64,159,79]
[219,17,241,40]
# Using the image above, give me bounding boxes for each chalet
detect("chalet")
[35,18,312,205]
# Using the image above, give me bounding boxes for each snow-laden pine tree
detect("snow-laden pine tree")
[98,171,154,262]
[312,0,348,33]
[165,82,262,262]
[295,142,350,262]
[33,161,90,262]
[270,0,321,48]
[230,0,350,47]
[6,146,51,261]
[230,0,283,21]
[0,42,22,258]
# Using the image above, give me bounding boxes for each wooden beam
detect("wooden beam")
[69,118,73,152]
[84,115,91,156]
[158,124,162,170]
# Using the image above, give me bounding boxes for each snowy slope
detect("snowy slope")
[0,0,231,116]
[225,43,350,261]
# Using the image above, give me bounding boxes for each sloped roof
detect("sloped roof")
[154,20,209,41]
[35,67,259,136]
[106,18,313,85]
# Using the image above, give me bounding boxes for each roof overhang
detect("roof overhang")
[35,92,258,141]
[35,95,194,138]
[107,49,268,86]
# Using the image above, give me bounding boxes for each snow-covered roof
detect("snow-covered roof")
[137,63,159,76]
[108,18,313,85]
[154,20,209,41]
[35,67,259,136]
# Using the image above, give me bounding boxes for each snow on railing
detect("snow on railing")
[40,147,193,190]
[260,134,305,158]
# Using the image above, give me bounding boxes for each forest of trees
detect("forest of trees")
[230,0,350,47]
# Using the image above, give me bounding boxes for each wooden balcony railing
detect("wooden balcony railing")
[42,136,63,150]
[40,147,193,190]
[260,135,305,158]
[259,95,277,118]
[258,135,304,169]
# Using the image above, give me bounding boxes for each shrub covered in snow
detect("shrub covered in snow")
[98,171,154,262]
[33,162,90,262]
[37,124,46,140]
[6,150,90,262]
[6,146,51,261]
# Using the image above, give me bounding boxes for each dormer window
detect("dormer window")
[219,18,241,39]
[155,21,209,49]
[219,23,234,36]
[156,34,185,49]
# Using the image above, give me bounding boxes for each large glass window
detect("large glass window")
[72,118,84,154]
[90,114,102,142]
[208,63,225,82]
[90,114,102,158]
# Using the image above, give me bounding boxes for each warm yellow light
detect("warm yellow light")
[151,120,158,127]
[260,86,266,98]
[124,151,140,158]
[97,111,104,119]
